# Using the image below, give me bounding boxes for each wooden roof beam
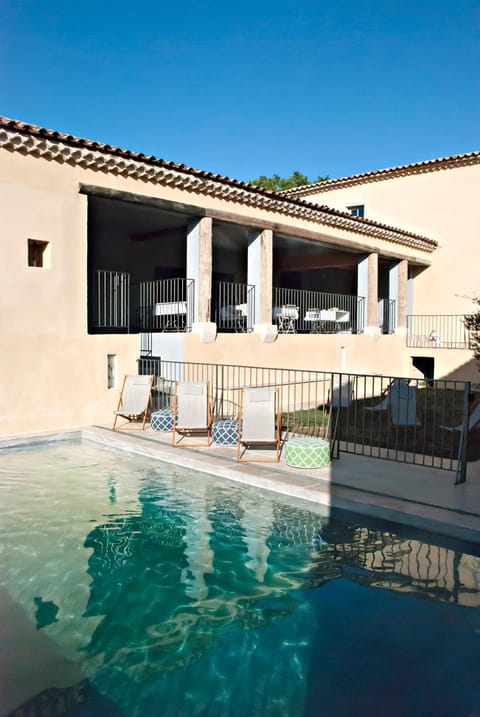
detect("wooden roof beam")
[130,225,188,241]
[275,250,361,271]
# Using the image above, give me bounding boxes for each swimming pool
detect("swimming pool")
[1,440,479,717]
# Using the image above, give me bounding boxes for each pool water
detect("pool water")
[0,441,479,717]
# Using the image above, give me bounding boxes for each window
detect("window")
[347,205,365,218]
[28,239,50,267]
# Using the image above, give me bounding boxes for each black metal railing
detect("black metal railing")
[140,332,152,357]
[137,355,175,411]
[213,281,255,332]
[273,288,365,333]
[138,358,473,482]
[407,315,472,349]
[378,298,396,334]
[137,278,195,332]
[91,270,130,332]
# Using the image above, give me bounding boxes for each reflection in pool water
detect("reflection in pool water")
[0,441,479,717]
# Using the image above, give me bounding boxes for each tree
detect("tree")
[464,298,480,368]
[250,171,329,191]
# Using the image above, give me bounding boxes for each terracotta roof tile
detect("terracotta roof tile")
[0,115,438,253]
[281,150,480,197]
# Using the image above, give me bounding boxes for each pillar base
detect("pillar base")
[192,322,217,343]
[253,323,278,343]
[364,326,382,337]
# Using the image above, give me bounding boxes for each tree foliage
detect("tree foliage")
[250,171,329,192]
[464,297,480,367]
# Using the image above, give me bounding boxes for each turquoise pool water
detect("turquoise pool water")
[0,440,479,717]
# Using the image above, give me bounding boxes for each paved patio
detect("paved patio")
[2,424,479,543]
[80,424,480,544]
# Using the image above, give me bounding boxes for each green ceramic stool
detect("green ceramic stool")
[284,437,331,468]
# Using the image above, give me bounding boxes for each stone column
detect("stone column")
[187,217,216,342]
[407,267,414,317]
[357,253,379,335]
[248,229,277,341]
[389,259,408,335]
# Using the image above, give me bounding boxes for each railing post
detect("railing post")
[456,381,471,484]
[91,270,130,332]
[357,297,365,333]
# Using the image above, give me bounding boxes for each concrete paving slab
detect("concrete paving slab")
[80,425,480,544]
[1,425,479,543]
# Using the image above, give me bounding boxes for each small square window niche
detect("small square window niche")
[28,239,50,268]
[347,205,365,218]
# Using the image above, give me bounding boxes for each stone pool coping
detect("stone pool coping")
[1,425,479,545]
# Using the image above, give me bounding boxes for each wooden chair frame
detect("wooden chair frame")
[172,380,212,447]
[237,387,281,462]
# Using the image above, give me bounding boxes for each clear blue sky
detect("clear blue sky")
[1,0,479,182]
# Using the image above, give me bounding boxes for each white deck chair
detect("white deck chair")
[113,374,154,430]
[390,382,421,426]
[441,402,480,433]
[365,378,410,412]
[172,380,212,447]
[237,387,281,462]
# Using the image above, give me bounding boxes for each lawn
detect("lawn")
[282,387,480,463]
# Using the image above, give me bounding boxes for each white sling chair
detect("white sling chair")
[389,382,421,426]
[365,378,410,412]
[442,402,480,433]
[172,380,212,447]
[113,374,154,430]
[237,387,281,462]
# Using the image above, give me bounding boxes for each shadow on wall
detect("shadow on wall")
[412,355,480,384]
[441,357,480,384]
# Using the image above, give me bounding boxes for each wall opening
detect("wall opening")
[28,239,50,268]
[412,356,435,385]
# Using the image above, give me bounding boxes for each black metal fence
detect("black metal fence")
[407,315,471,349]
[138,358,473,483]
[273,287,365,334]
[92,270,130,332]
[378,298,396,334]
[213,281,255,332]
[137,278,195,332]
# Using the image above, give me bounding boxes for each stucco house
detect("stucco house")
[284,151,480,382]
[0,115,477,436]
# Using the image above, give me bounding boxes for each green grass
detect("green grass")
[283,388,480,461]
[282,408,330,438]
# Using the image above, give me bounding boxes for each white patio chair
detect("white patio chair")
[172,380,212,447]
[390,382,421,426]
[365,378,410,412]
[276,305,298,334]
[441,402,480,433]
[237,387,281,462]
[113,374,154,430]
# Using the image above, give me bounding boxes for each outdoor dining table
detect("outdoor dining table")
[154,301,188,331]
[304,309,350,333]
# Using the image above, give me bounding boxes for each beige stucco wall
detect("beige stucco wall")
[0,143,471,437]
[179,330,475,382]
[184,332,414,377]
[0,151,141,437]
[300,164,480,381]
[307,164,479,317]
